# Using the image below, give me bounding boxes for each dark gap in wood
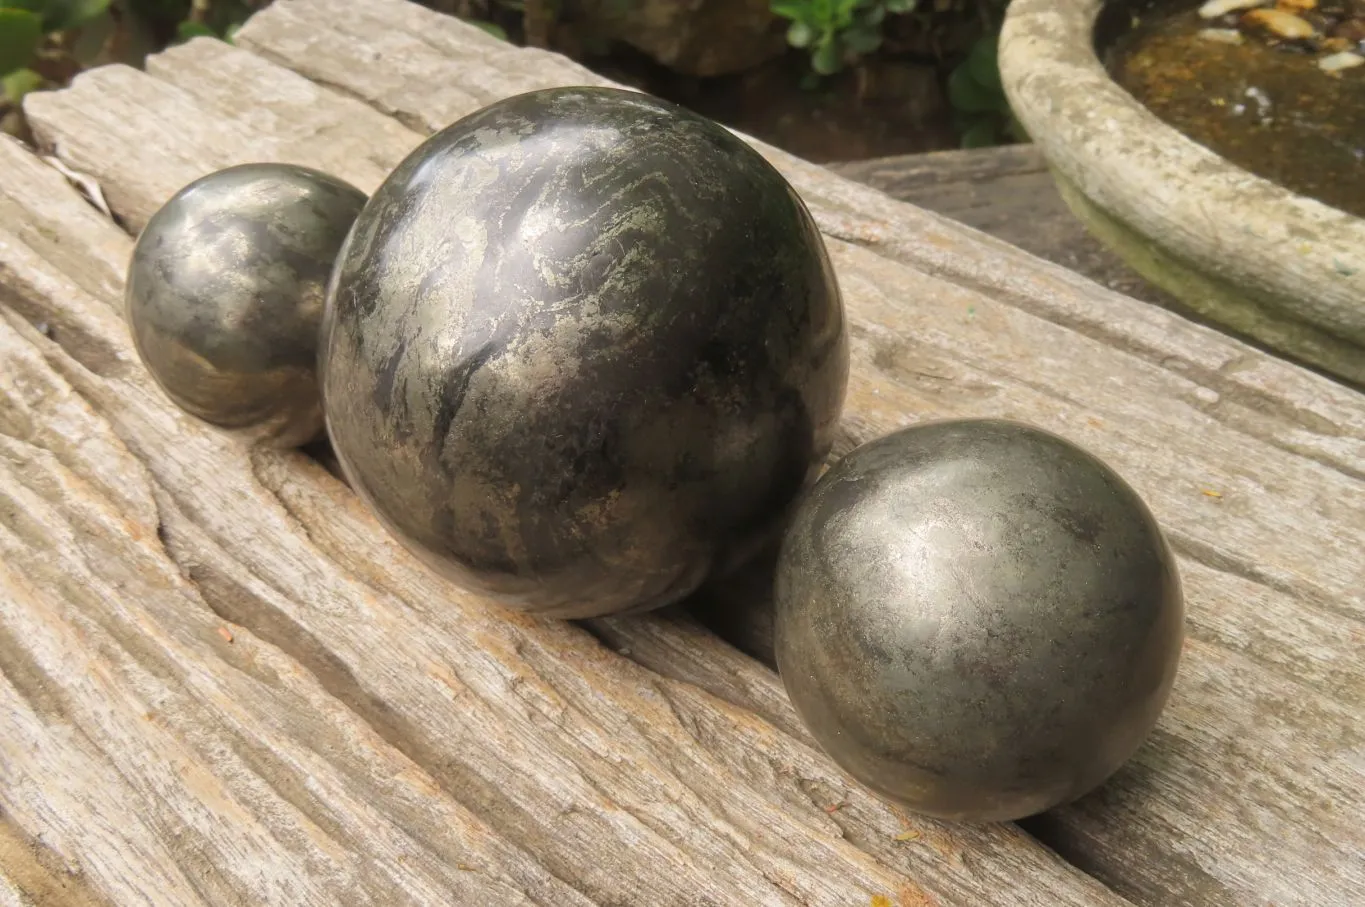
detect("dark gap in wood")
[300,434,347,484]
[1020,809,1245,907]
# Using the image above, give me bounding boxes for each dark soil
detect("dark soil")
[586,45,961,163]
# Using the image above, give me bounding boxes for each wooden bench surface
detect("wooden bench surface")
[1,0,1361,903]
[826,146,1175,309]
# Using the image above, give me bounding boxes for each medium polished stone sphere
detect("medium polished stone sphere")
[126,162,366,448]
[321,86,849,619]
[773,418,1184,823]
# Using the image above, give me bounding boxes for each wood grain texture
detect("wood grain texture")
[825,147,1173,309]
[0,135,1126,907]
[207,4,1365,903]
[6,1,1364,903]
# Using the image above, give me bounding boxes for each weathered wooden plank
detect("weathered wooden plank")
[825,147,1172,308]
[0,809,105,907]
[125,4,1365,904]
[0,140,1127,906]
[0,200,597,906]
[824,144,1053,244]
[11,4,1365,903]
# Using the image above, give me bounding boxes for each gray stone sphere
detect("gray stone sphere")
[321,86,849,619]
[773,418,1184,823]
[125,162,366,448]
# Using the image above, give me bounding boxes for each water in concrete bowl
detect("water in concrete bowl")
[1100,0,1365,218]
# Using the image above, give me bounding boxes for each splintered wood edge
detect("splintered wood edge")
[0,142,1126,906]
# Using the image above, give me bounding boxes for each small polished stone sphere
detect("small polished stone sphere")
[773,418,1184,823]
[126,162,367,448]
[321,86,849,619]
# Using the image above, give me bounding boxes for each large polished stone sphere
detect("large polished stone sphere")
[321,86,849,618]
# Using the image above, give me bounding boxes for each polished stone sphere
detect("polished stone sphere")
[126,162,366,447]
[321,86,849,619]
[773,418,1184,823]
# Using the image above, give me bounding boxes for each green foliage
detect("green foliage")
[0,0,250,117]
[772,0,916,76]
[946,32,1024,149]
[176,18,215,39]
[469,18,507,41]
[1,0,114,103]
[2,63,41,96]
[3,0,1027,154]
[771,0,1022,148]
[124,0,251,40]
[0,9,44,77]
[13,0,109,32]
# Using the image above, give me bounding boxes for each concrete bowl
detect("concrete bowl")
[998,0,1365,388]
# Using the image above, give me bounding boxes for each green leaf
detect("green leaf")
[960,117,998,149]
[811,35,843,74]
[175,19,216,41]
[42,0,111,32]
[861,3,886,25]
[841,25,881,55]
[832,0,862,29]
[0,8,42,76]
[2,1,45,15]
[224,22,241,44]
[947,62,998,113]
[770,1,808,21]
[787,19,815,47]
[470,19,507,40]
[966,33,1001,93]
[2,65,41,102]
[884,0,917,12]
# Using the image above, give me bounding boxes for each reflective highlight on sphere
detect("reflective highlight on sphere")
[322,86,850,619]
[126,162,366,448]
[774,418,1184,823]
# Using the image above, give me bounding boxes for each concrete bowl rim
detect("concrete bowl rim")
[996,0,1365,345]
